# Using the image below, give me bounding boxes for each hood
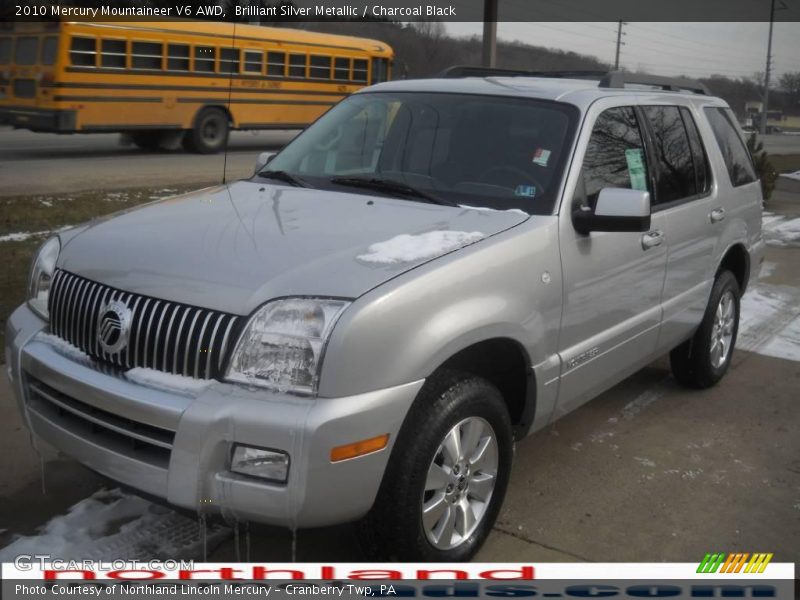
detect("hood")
[59,181,529,315]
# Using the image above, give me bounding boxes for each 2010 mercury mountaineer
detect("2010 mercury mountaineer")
[6,68,764,560]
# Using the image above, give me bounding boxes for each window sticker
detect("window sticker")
[532,148,551,167]
[625,148,648,191]
[515,184,536,198]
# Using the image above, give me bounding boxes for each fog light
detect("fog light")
[230,445,290,483]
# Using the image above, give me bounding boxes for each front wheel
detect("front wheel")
[360,371,513,561]
[670,270,741,389]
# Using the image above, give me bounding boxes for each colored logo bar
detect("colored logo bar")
[697,553,773,574]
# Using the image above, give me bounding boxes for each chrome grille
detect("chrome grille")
[48,269,241,379]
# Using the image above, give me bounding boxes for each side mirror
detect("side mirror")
[254,151,277,175]
[572,188,651,234]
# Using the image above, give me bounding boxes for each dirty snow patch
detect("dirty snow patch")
[0,231,45,243]
[780,170,800,181]
[757,314,800,362]
[459,205,529,217]
[357,230,485,265]
[125,367,213,394]
[0,489,228,561]
[634,457,656,468]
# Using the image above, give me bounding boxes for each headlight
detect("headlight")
[226,298,350,395]
[28,236,60,320]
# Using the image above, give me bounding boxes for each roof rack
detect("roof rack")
[438,66,710,95]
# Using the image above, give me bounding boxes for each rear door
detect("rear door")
[640,104,717,351]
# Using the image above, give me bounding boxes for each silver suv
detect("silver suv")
[6,68,764,561]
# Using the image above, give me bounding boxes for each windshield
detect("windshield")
[263,92,578,214]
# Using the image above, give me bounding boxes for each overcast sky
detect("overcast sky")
[445,22,799,81]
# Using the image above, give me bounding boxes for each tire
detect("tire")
[359,370,513,561]
[670,270,740,389]
[129,131,164,151]
[182,108,229,154]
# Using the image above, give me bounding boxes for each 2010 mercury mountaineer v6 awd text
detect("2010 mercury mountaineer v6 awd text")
[6,68,764,560]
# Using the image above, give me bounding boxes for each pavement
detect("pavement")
[1,186,798,563]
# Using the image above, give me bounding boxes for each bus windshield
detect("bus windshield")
[264,92,578,214]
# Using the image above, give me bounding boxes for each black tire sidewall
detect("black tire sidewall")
[368,372,513,561]
[695,271,741,384]
[190,108,229,154]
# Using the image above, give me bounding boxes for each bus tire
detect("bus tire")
[183,107,230,154]
[130,131,165,151]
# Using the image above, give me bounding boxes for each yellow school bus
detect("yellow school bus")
[0,20,393,152]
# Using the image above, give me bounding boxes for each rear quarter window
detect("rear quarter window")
[703,107,757,187]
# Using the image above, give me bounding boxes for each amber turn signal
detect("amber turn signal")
[330,434,390,462]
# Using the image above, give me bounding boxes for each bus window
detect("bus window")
[310,55,331,79]
[14,37,38,65]
[101,39,126,68]
[289,53,306,78]
[267,51,285,76]
[244,50,262,73]
[372,57,389,83]
[42,37,58,65]
[167,44,189,71]
[0,37,10,64]
[132,41,162,69]
[220,47,239,74]
[194,46,215,72]
[334,57,350,80]
[70,36,96,66]
[353,59,368,83]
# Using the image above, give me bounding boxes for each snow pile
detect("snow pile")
[779,170,800,181]
[0,231,44,243]
[34,332,93,364]
[763,216,800,248]
[357,230,485,265]
[0,489,229,561]
[125,367,213,394]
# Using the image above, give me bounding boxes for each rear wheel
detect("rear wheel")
[183,108,229,154]
[359,371,513,561]
[670,270,740,389]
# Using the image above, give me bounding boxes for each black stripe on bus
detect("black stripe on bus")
[44,81,347,97]
[76,22,384,53]
[64,66,367,85]
[53,95,162,103]
[177,97,335,106]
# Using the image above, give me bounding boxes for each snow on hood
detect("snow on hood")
[357,231,486,265]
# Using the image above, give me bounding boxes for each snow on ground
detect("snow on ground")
[780,170,800,181]
[357,230,485,265]
[125,368,213,394]
[0,225,74,243]
[763,216,800,247]
[0,489,228,561]
[757,314,800,363]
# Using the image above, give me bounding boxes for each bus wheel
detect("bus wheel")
[130,131,164,151]
[183,108,229,154]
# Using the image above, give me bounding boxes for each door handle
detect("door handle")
[710,208,726,223]
[641,229,664,250]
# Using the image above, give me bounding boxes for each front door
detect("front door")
[555,103,667,419]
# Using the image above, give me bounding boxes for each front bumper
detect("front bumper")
[0,107,77,132]
[5,304,422,528]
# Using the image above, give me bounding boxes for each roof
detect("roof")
[364,76,729,111]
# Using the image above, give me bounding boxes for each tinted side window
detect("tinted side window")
[704,107,757,187]
[70,36,96,66]
[680,107,711,195]
[101,39,126,68]
[576,107,649,208]
[643,106,695,203]
[132,41,162,69]
[41,37,58,65]
[267,51,285,76]
[194,46,215,72]
[334,57,350,80]
[167,44,189,71]
[15,36,38,65]
[0,37,11,64]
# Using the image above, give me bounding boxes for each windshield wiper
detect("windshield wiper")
[330,176,454,206]
[258,170,308,188]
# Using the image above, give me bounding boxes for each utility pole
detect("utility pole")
[614,21,625,70]
[482,0,498,67]
[760,0,776,134]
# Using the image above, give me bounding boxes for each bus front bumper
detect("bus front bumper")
[0,107,77,132]
[5,303,422,528]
